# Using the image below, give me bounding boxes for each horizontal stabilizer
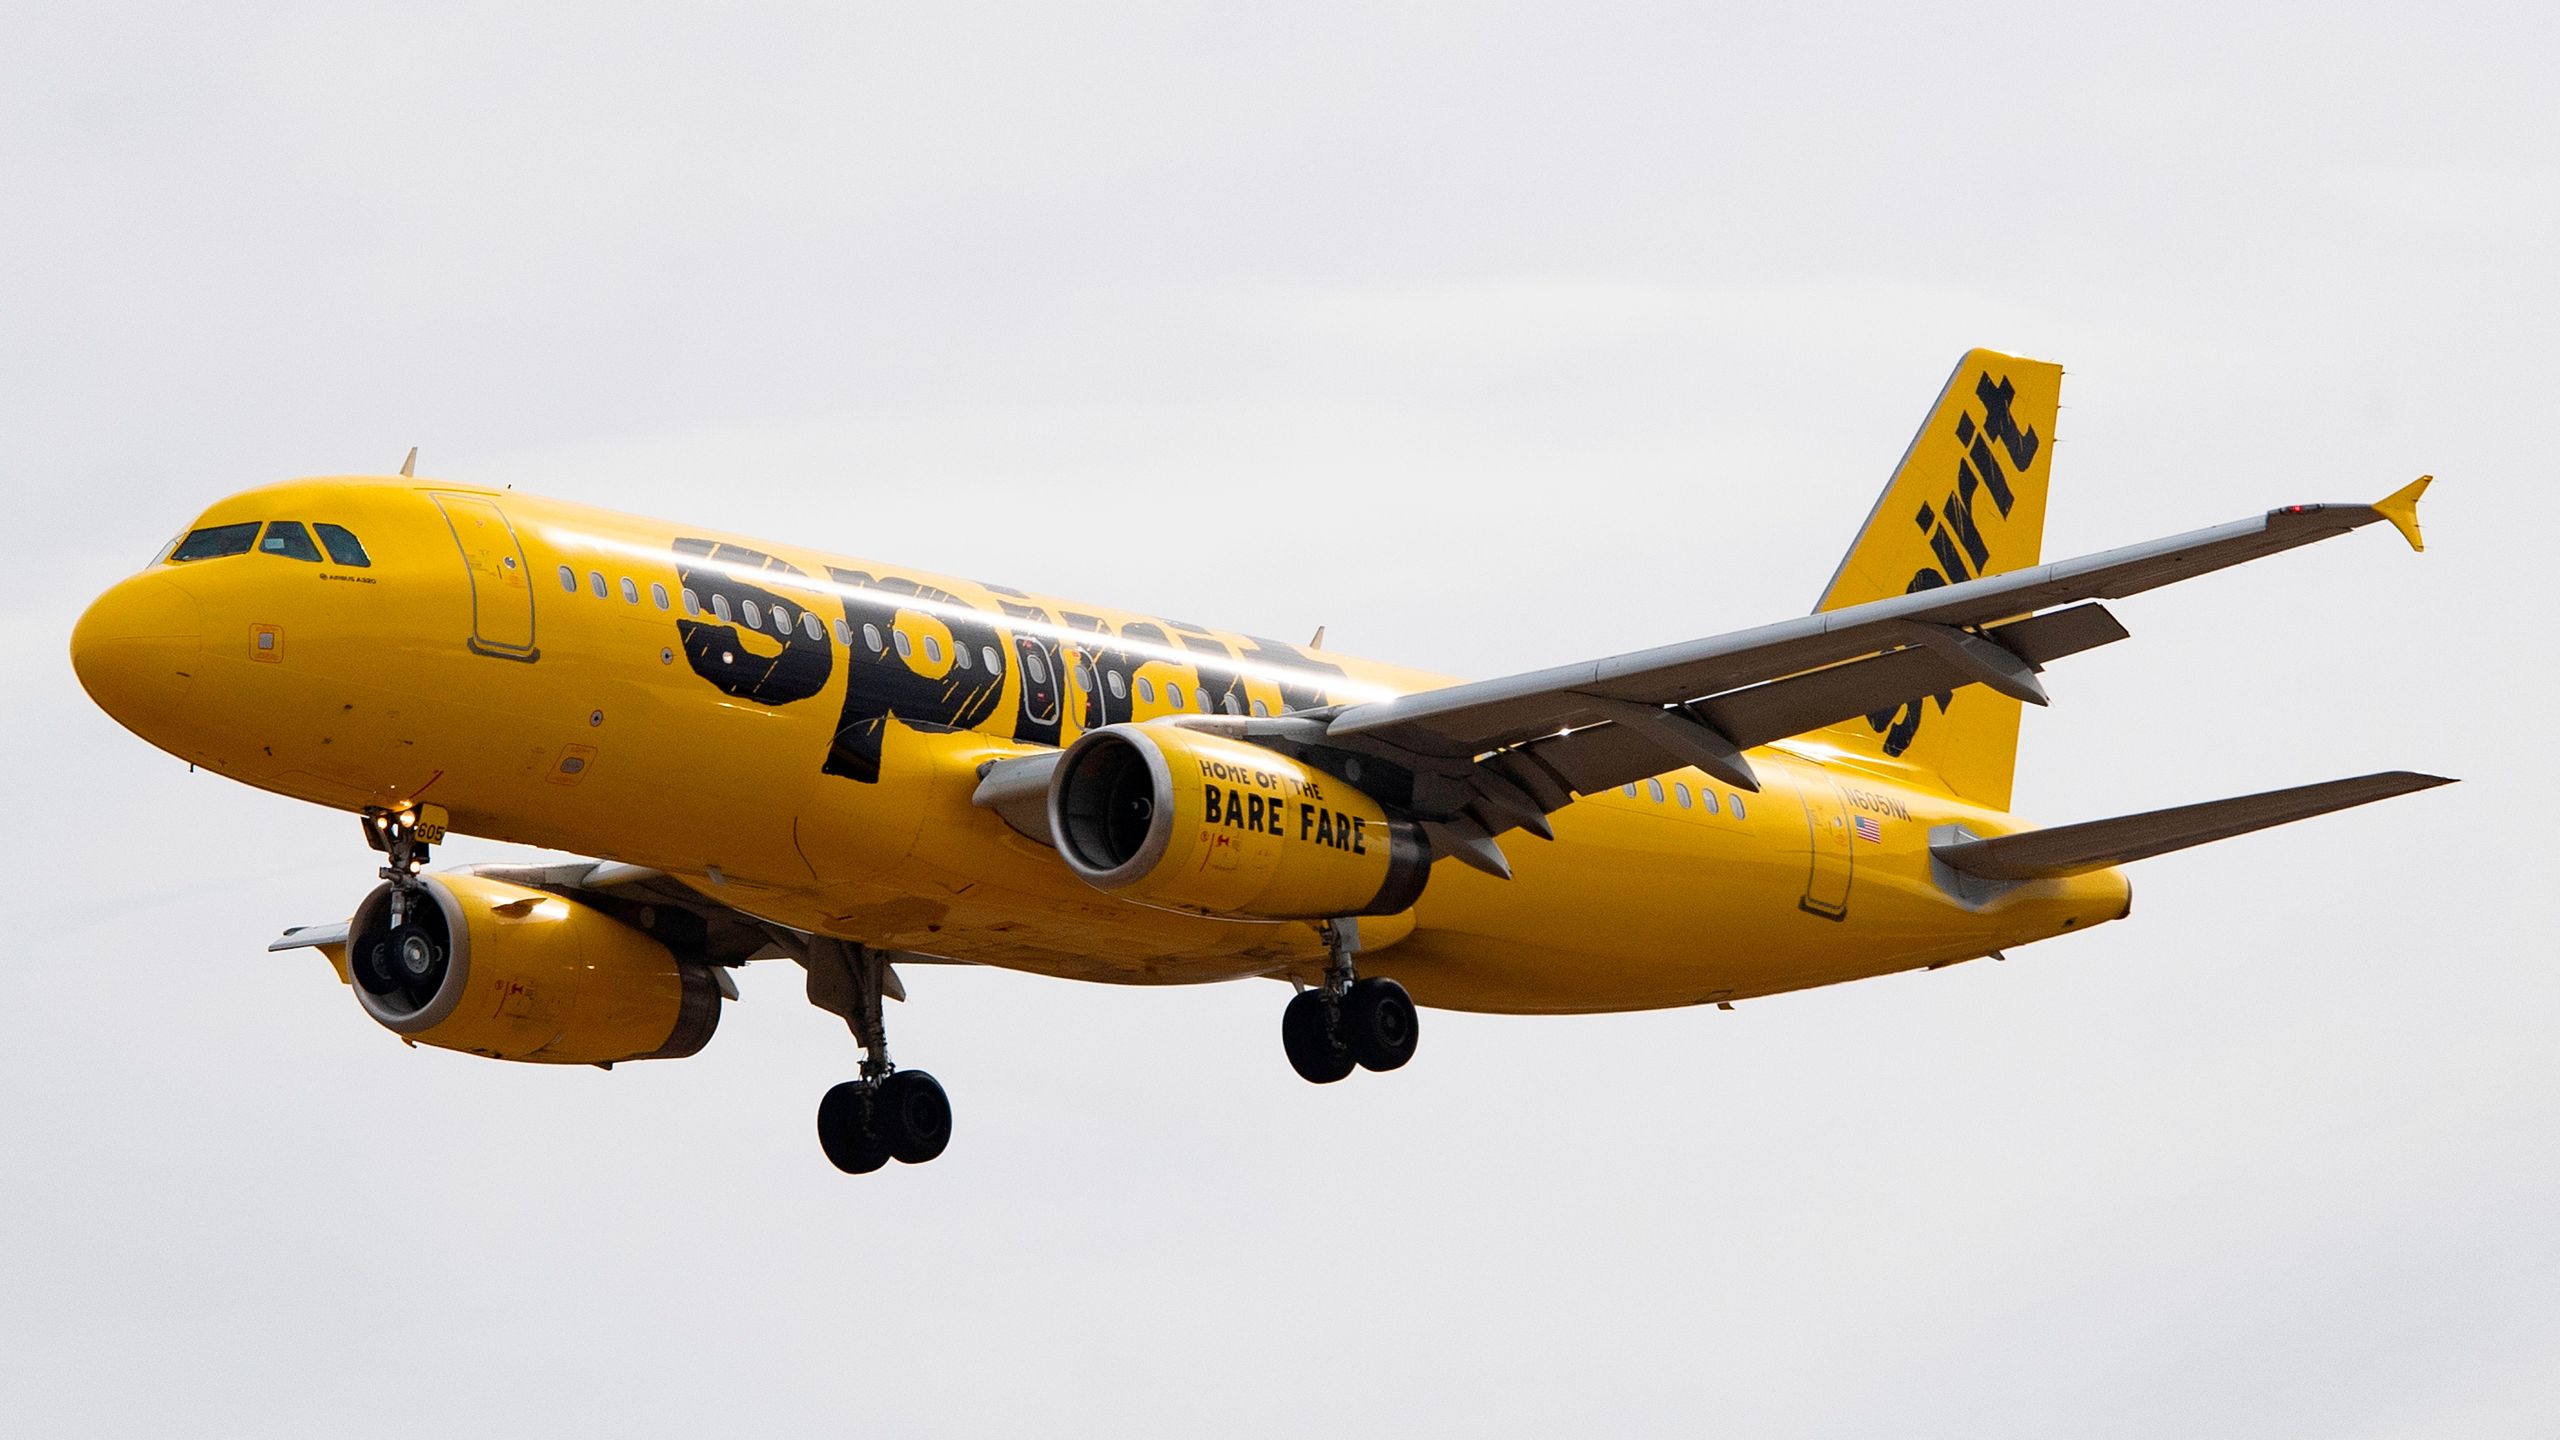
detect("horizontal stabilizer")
[1934,771,2455,881]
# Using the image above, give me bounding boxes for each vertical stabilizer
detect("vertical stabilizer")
[1810,349,2064,811]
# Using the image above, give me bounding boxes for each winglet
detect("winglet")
[2373,474,2430,552]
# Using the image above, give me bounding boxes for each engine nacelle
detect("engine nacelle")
[1049,723,1432,919]
[348,872,722,1065]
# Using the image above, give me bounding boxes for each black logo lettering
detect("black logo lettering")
[821,569,1008,784]
[1866,369,2040,758]
[673,540,834,707]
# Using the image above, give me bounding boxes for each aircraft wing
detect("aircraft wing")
[1283,479,2431,872]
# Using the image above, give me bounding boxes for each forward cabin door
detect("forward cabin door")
[1795,772,1855,920]
[432,493,539,661]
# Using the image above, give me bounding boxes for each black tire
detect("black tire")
[1342,977,1419,1072]
[817,1081,891,1174]
[1282,989,1354,1084]
[875,1070,954,1165]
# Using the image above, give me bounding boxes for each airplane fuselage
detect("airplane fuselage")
[73,475,2130,1014]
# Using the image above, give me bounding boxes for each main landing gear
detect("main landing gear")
[807,939,953,1175]
[1281,920,1419,1085]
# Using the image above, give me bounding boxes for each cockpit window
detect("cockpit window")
[313,523,372,567]
[259,521,323,562]
[169,522,261,562]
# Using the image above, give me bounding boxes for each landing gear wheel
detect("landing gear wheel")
[1341,977,1419,1072]
[1282,989,1354,1084]
[875,1070,953,1165]
[817,1081,891,1175]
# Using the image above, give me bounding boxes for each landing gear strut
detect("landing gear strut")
[354,806,445,999]
[1281,920,1419,1085]
[807,939,953,1174]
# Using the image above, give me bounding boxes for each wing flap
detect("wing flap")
[1933,771,2455,881]
[1700,604,2126,751]
[1503,605,2129,800]
[1328,492,2417,759]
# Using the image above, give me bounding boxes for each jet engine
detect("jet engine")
[347,871,722,1065]
[1048,723,1431,919]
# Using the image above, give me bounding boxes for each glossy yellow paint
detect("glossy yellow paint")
[353,871,705,1064]
[1813,349,2066,812]
[1061,726,1410,919]
[74,474,2132,1016]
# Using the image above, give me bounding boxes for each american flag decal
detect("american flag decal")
[1852,814,1883,843]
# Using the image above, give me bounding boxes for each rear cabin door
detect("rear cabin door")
[1795,773,1855,920]
[433,493,539,661]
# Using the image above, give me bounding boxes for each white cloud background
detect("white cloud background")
[4,4,2552,1435]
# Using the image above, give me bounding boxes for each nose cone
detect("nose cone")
[71,573,201,728]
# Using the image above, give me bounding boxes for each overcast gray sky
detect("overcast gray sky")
[5,4,2553,1436]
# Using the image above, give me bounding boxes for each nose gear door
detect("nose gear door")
[1795,773,1855,920]
[432,493,539,662]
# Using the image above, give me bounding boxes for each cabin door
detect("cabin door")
[1795,774,1855,920]
[432,493,539,661]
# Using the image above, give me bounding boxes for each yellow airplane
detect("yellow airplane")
[69,349,2449,1174]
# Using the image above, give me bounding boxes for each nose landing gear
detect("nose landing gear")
[1281,920,1420,1085]
[355,805,449,1002]
[805,938,954,1175]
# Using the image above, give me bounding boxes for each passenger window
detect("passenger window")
[1136,676,1155,703]
[712,594,733,624]
[620,578,639,604]
[1700,789,1719,815]
[259,522,323,562]
[893,630,913,660]
[834,620,853,647]
[681,588,701,616]
[742,599,763,630]
[1622,784,1638,798]
[1675,783,1693,809]
[169,522,261,562]
[1647,778,1666,803]
[1251,700,1269,717]
[313,523,371,567]
[1073,658,1095,692]
[803,613,824,642]
[954,644,972,671]
[982,645,1004,676]
[1026,652,1049,684]
[923,635,943,664]
[589,571,607,598]
[651,583,670,610]
[1167,681,1187,709]
[1729,793,1746,820]
[1107,671,1126,699]
[862,623,883,653]
[559,565,579,592]
[770,604,791,632]
[1223,692,1241,715]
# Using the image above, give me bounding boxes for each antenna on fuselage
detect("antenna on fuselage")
[1307,626,1326,650]
[398,446,417,478]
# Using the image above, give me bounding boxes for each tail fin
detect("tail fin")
[1810,348,2065,811]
